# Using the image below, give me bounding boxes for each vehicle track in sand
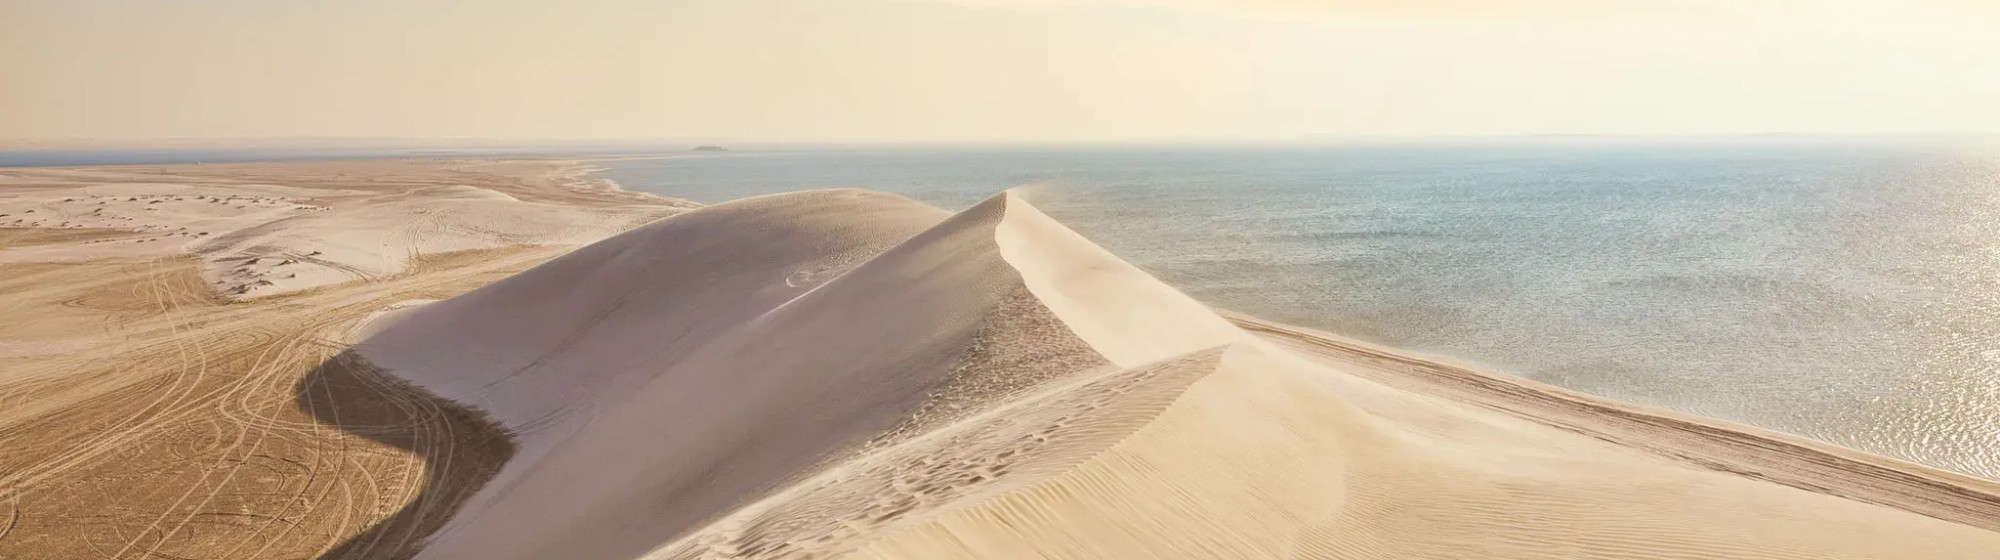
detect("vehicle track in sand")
[0,244,555,559]
[0,157,670,560]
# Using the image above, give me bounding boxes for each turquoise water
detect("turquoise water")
[596,141,2000,480]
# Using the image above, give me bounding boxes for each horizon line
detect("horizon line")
[5,132,1999,150]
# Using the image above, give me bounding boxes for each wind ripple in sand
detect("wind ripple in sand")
[656,348,1223,560]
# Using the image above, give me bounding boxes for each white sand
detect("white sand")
[0,161,691,298]
[350,188,2000,559]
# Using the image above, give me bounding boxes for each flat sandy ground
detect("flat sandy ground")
[0,160,688,559]
[2,160,1997,560]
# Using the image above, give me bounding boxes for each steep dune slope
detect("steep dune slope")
[357,189,2000,560]
[357,189,1223,559]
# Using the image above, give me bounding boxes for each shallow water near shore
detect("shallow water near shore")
[595,140,2000,481]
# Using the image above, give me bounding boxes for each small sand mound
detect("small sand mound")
[421,184,522,201]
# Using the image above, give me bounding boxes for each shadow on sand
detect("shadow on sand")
[293,350,515,560]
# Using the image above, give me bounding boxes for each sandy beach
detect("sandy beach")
[1,159,1996,559]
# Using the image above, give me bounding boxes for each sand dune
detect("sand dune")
[350,188,2000,559]
[5,159,1997,558]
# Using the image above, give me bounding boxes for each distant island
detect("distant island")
[692,145,728,152]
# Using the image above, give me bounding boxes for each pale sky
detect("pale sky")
[3,0,1996,142]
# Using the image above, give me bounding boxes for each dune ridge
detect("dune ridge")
[360,189,1154,559]
[352,188,2000,559]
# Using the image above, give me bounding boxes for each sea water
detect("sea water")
[595,140,2000,481]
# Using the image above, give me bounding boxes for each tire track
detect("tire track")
[0,246,551,559]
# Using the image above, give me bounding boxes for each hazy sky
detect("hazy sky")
[4,0,1996,142]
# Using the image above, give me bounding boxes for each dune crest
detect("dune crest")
[354,189,2000,560]
[992,191,1243,366]
[357,189,1232,559]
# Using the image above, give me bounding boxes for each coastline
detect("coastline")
[542,159,697,206]
[1,157,1994,558]
[579,157,2000,512]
